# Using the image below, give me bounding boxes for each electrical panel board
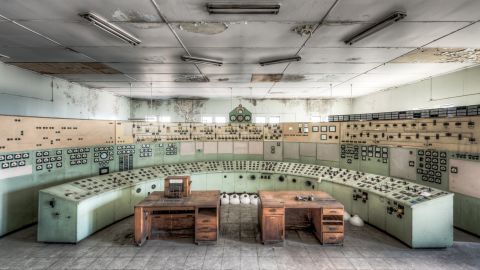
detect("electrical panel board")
[340,117,480,152]
[282,122,340,143]
[0,115,115,152]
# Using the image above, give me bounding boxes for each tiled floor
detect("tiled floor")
[0,205,479,269]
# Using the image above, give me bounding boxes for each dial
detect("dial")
[100,152,108,159]
[230,115,237,121]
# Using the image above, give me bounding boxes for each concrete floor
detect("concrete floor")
[0,205,479,270]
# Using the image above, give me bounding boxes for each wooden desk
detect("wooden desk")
[134,191,220,246]
[258,191,344,245]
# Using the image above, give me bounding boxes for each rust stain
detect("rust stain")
[251,74,283,82]
[281,74,305,82]
[8,62,121,75]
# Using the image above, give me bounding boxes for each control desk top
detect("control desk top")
[136,190,220,208]
[259,191,343,209]
[41,160,452,208]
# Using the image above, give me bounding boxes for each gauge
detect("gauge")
[245,115,251,121]
[237,115,244,122]
[100,152,108,159]
[230,115,237,121]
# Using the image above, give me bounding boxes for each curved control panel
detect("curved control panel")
[37,160,453,248]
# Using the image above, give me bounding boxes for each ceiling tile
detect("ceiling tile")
[154,0,338,22]
[367,63,473,76]
[0,0,162,21]
[300,47,411,63]
[71,47,186,63]
[175,22,308,48]
[198,63,288,74]
[187,47,301,64]
[2,47,94,62]
[105,63,199,74]
[0,21,58,47]
[426,22,480,48]
[328,0,480,22]
[307,22,469,48]
[54,74,132,82]
[285,63,377,74]
[19,21,179,47]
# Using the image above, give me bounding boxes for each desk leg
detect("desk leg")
[312,209,323,242]
[134,207,147,246]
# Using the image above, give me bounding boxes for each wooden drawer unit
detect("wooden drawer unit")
[321,233,344,244]
[322,208,344,215]
[195,231,217,242]
[319,207,344,245]
[259,200,285,244]
[195,207,218,244]
[263,207,285,215]
[322,224,344,233]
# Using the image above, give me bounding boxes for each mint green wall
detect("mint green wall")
[352,65,480,114]
[0,62,130,120]
[130,98,353,122]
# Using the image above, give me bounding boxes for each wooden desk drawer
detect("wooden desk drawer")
[322,208,343,215]
[151,214,195,230]
[322,233,344,244]
[196,231,217,241]
[196,217,216,226]
[263,207,285,215]
[322,225,344,233]
[196,225,217,232]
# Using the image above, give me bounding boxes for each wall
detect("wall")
[0,62,130,120]
[130,98,353,122]
[352,65,480,114]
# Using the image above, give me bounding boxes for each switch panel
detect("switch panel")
[416,149,448,190]
[67,147,90,167]
[35,149,63,172]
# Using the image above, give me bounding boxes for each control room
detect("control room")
[0,1,480,269]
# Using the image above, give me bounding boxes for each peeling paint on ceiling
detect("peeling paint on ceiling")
[291,24,315,36]
[177,22,229,35]
[112,9,157,22]
[174,74,208,82]
[393,48,480,63]
[129,23,163,30]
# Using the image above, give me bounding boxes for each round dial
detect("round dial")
[100,152,108,159]
[244,115,251,121]
[238,109,244,114]
[230,115,237,121]
[237,115,244,122]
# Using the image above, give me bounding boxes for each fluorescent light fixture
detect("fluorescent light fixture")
[259,56,301,66]
[344,11,406,45]
[181,55,223,66]
[206,3,280,14]
[79,12,141,46]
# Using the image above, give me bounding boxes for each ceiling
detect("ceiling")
[1,0,480,99]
